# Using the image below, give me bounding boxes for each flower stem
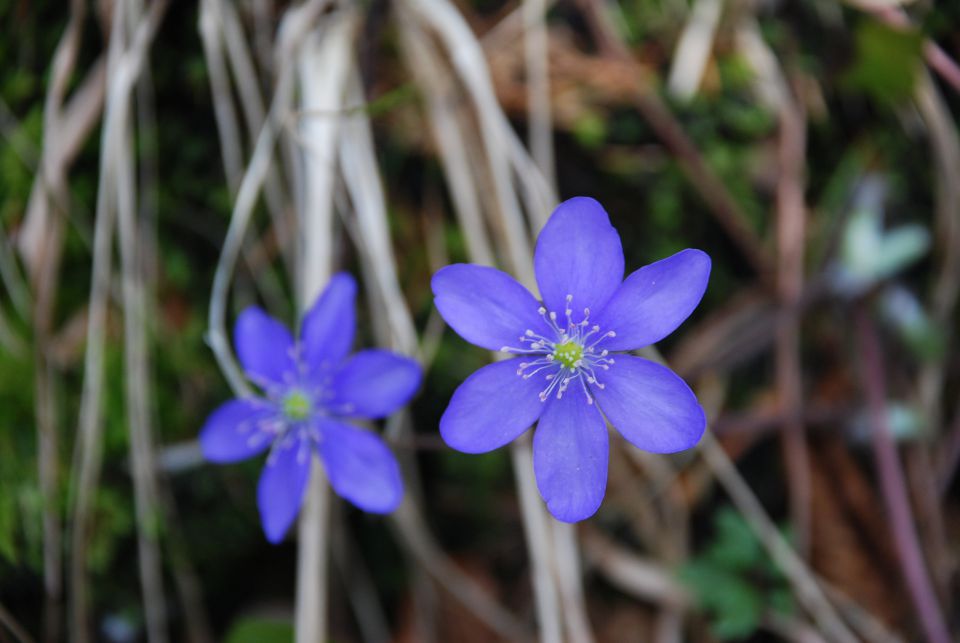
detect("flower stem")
[510,438,563,643]
[292,10,355,642]
[295,462,330,643]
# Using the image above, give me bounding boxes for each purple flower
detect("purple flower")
[432,197,709,522]
[200,273,421,543]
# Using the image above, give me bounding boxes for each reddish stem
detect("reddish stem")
[855,304,952,643]
[776,101,811,557]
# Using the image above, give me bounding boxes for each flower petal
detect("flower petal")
[432,264,549,352]
[440,358,546,454]
[534,197,624,321]
[301,272,357,374]
[533,392,609,522]
[257,435,312,543]
[199,398,275,463]
[592,249,710,351]
[329,350,421,419]
[235,306,296,387]
[318,420,403,513]
[594,355,705,454]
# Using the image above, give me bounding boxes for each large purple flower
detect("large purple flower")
[432,197,709,522]
[200,273,421,543]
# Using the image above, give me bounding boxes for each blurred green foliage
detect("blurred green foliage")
[224,617,294,643]
[844,20,924,104]
[679,508,793,640]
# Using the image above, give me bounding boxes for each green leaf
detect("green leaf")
[872,225,930,280]
[879,286,946,361]
[705,508,763,571]
[224,617,294,643]
[573,111,608,149]
[844,20,924,103]
[839,208,929,292]
[679,562,763,640]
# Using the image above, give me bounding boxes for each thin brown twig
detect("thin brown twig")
[390,501,532,641]
[0,601,35,643]
[581,527,689,607]
[699,432,858,643]
[574,0,773,279]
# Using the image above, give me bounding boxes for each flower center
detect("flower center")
[553,340,583,369]
[501,294,616,405]
[281,390,312,421]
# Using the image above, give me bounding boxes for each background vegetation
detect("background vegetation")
[1,0,958,641]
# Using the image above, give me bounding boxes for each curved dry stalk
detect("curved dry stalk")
[214,0,295,270]
[339,72,418,357]
[206,59,294,398]
[206,0,338,400]
[68,2,170,640]
[403,0,534,283]
[197,1,289,315]
[199,0,245,193]
[397,20,496,266]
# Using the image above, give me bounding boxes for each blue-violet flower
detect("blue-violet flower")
[432,197,710,522]
[200,273,421,543]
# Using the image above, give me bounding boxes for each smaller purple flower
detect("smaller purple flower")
[432,197,710,522]
[200,273,421,543]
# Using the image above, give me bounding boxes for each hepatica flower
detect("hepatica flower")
[200,273,421,543]
[432,197,709,522]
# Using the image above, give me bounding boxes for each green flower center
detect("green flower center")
[282,390,312,421]
[553,340,583,369]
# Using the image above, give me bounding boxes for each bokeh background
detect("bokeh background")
[1,0,959,641]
